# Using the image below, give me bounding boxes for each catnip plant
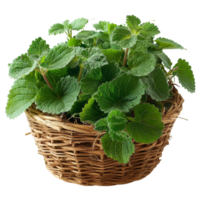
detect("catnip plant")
[6,15,196,163]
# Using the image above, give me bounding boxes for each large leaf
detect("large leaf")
[155,37,185,50]
[68,38,82,47]
[142,67,170,101]
[35,76,80,114]
[112,27,137,48]
[126,103,164,144]
[94,73,146,112]
[101,133,135,164]
[81,61,120,95]
[80,98,107,124]
[9,54,38,79]
[173,59,195,93]
[49,23,65,35]
[130,40,147,53]
[41,45,75,70]
[158,52,172,69]
[102,49,123,63]
[127,51,156,76]
[6,77,39,119]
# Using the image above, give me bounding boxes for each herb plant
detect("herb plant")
[6,15,196,164]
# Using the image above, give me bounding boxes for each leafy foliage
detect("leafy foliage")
[6,15,196,164]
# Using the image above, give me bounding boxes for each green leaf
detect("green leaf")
[140,22,160,37]
[127,51,156,76]
[142,67,170,101]
[79,47,108,69]
[76,31,96,40]
[94,73,146,112]
[49,23,65,35]
[173,59,195,93]
[68,38,82,47]
[81,61,120,95]
[112,27,137,48]
[155,37,185,50]
[101,133,135,164]
[95,118,109,131]
[70,99,88,114]
[107,23,117,34]
[126,103,164,144]
[35,76,80,114]
[28,37,49,60]
[93,21,109,31]
[126,15,141,34]
[9,54,38,79]
[41,45,75,70]
[130,40,147,53]
[107,109,127,132]
[70,18,88,30]
[63,20,71,29]
[102,49,123,63]
[158,52,172,69]
[6,77,39,119]
[80,98,107,124]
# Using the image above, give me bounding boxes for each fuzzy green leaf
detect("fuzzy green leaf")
[70,18,88,30]
[173,59,195,93]
[70,99,88,114]
[93,21,109,31]
[35,76,80,114]
[140,22,160,37]
[142,67,170,101]
[158,52,172,69]
[101,133,135,164]
[49,23,65,35]
[130,40,147,53]
[76,31,96,40]
[94,73,146,113]
[6,77,39,119]
[112,27,137,48]
[102,49,123,63]
[107,109,127,132]
[107,23,117,34]
[127,51,156,76]
[28,37,49,60]
[9,54,38,79]
[79,47,108,69]
[95,118,109,131]
[80,98,107,124]
[155,37,185,50]
[81,61,120,95]
[126,15,141,34]
[126,103,164,144]
[41,45,75,70]
[68,38,82,47]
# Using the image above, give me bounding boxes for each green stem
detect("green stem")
[78,64,84,81]
[126,116,136,122]
[123,48,129,67]
[43,74,54,90]
[166,67,178,76]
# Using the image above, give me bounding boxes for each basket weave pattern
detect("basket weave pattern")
[25,88,184,186]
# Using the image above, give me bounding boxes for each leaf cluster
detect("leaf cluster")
[6,15,196,164]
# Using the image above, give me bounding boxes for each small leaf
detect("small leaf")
[142,67,170,101]
[70,99,88,114]
[107,23,117,34]
[35,76,80,114]
[9,54,38,79]
[93,21,109,31]
[130,40,147,53]
[158,52,172,69]
[101,133,135,164]
[102,49,123,63]
[95,118,109,131]
[112,27,137,48]
[155,37,185,50]
[126,15,141,34]
[76,31,96,40]
[126,103,164,144]
[81,61,120,95]
[70,18,88,30]
[68,38,82,47]
[140,22,160,37]
[80,98,107,124]
[94,73,146,112]
[49,23,65,35]
[173,59,195,93]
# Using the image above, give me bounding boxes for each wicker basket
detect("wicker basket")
[25,87,184,186]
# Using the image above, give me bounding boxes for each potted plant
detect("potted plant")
[6,15,195,186]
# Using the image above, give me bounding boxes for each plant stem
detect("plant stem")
[126,116,136,122]
[43,74,54,90]
[78,64,84,81]
[166,67,178,76]
[123,48,129,67]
